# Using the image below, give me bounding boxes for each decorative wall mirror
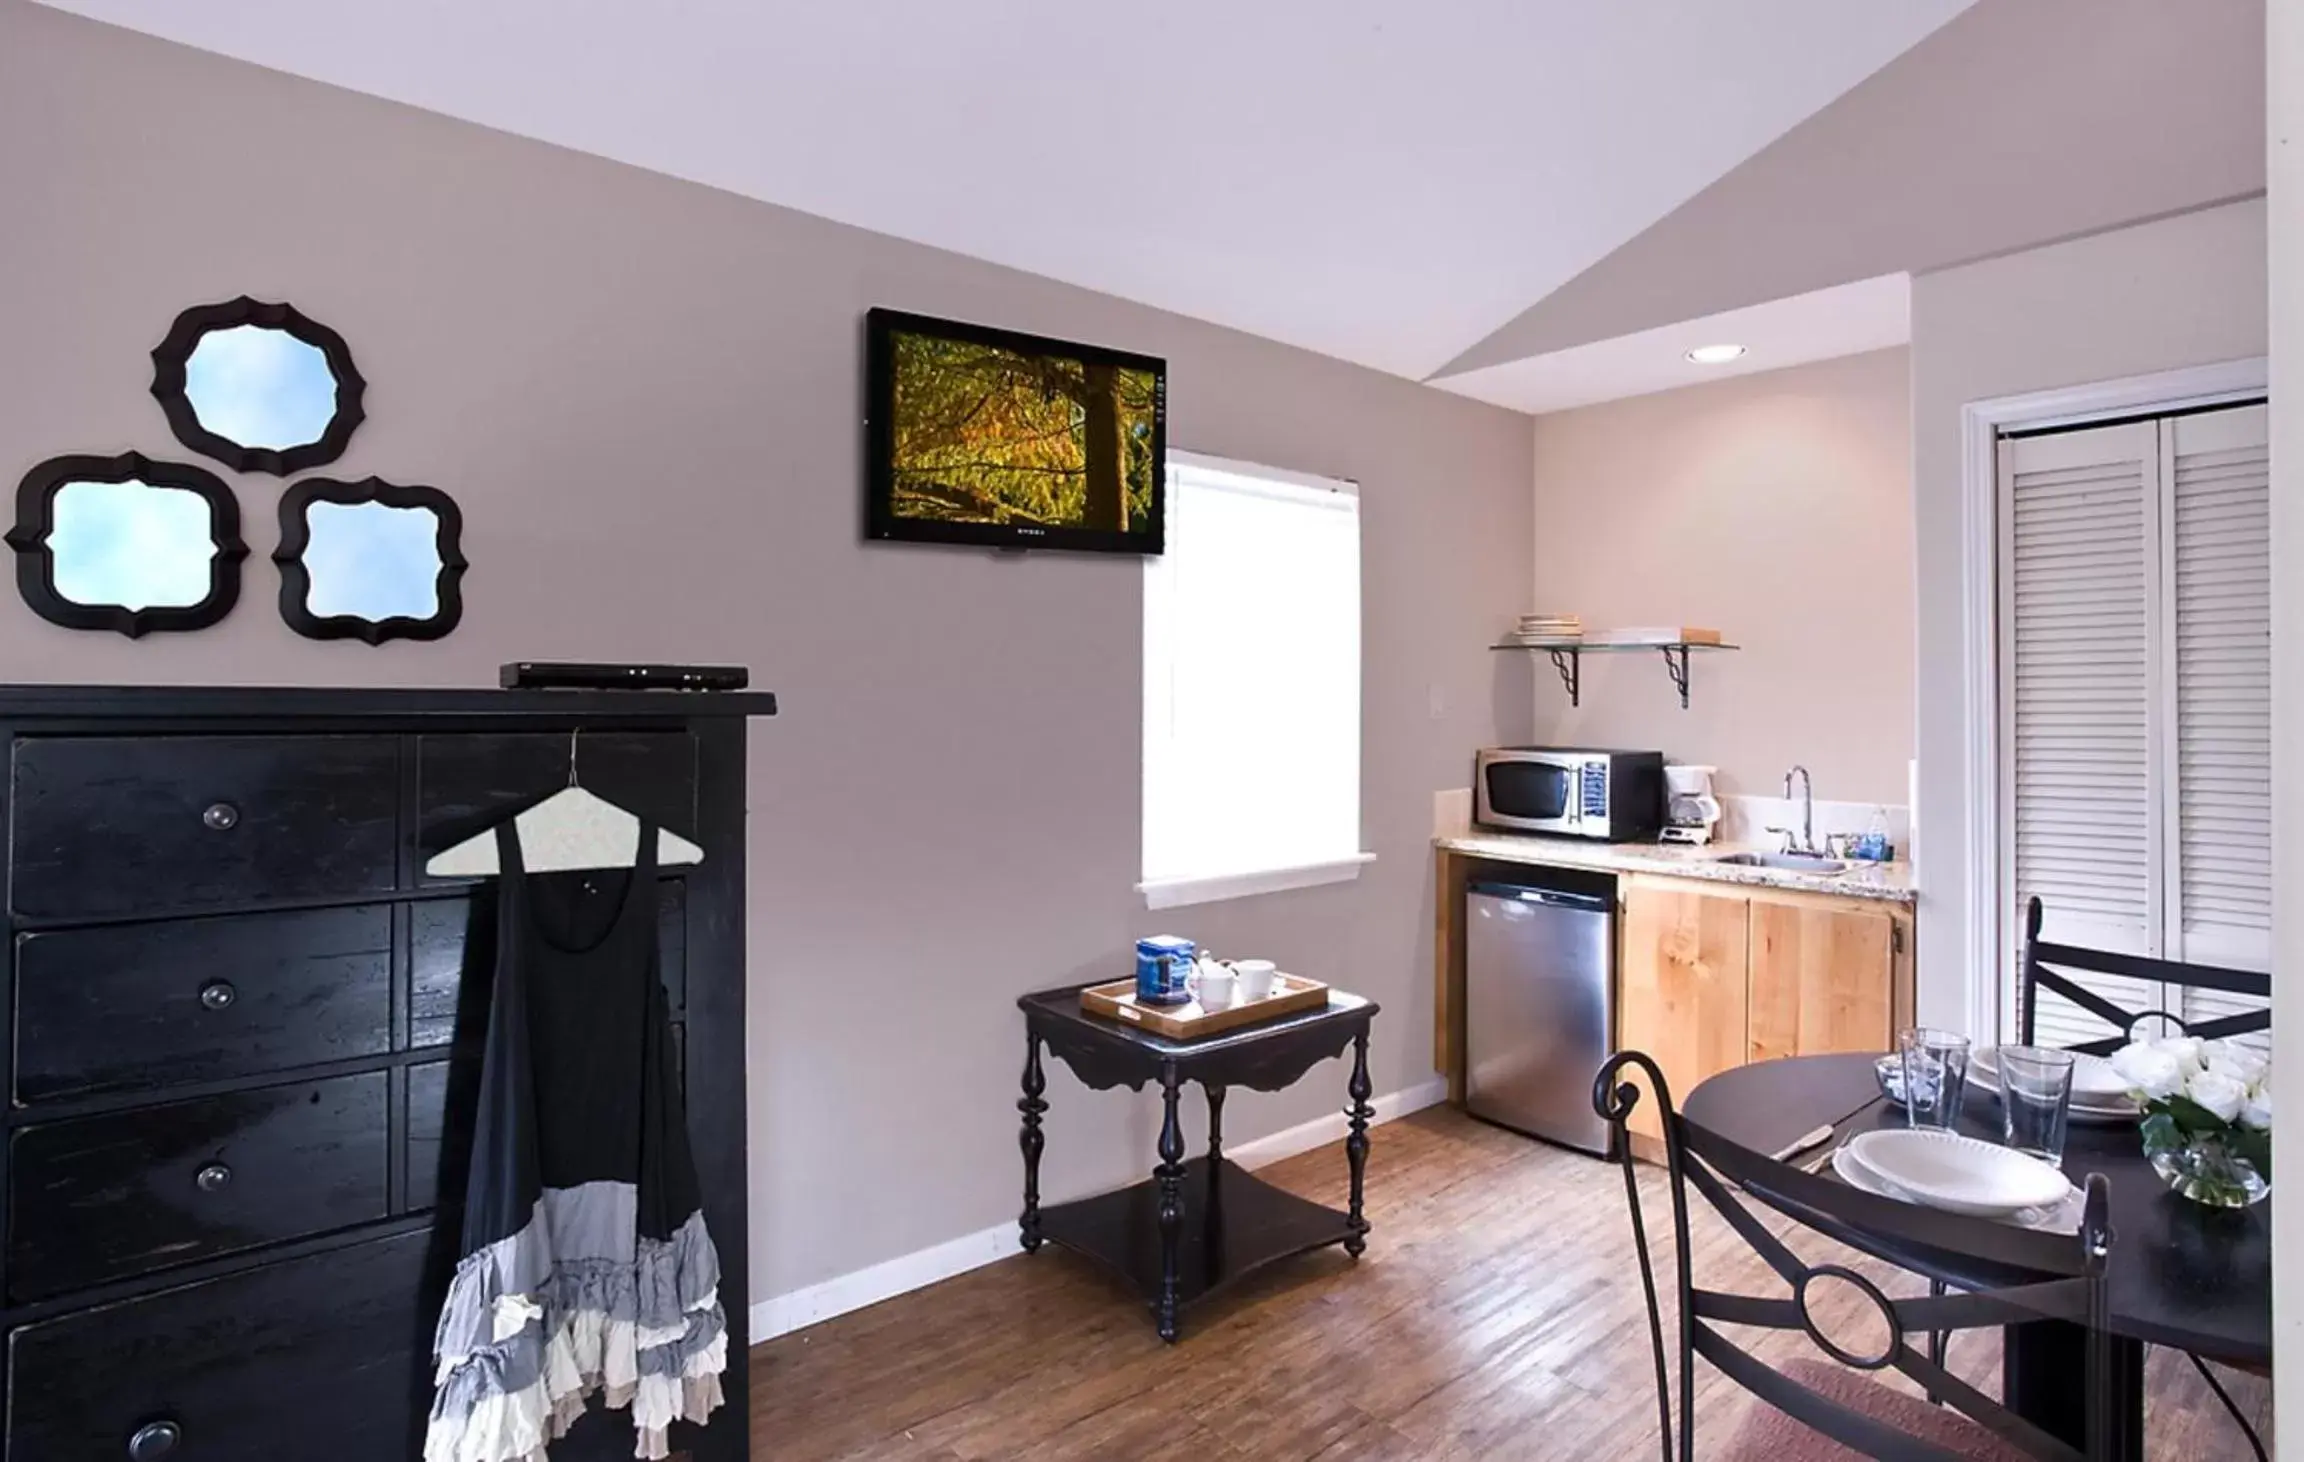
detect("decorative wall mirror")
[5,452,247,636]
[151,297,366,475]
[275,477,466,643]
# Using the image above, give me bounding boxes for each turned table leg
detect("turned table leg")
[1206,1085,1227,1166]
[1018,1032,1047,1253]
[1344,1029,1373,1257]
[1154,1063,1186,1341]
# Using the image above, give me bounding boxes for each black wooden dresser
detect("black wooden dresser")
[0,685,772,1462]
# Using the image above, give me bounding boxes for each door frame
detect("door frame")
[1953,356,2266,1045]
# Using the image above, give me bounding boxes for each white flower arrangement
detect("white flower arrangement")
[2110,1035,2272,1206]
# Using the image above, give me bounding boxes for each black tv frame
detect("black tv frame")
[863,307,1167,555]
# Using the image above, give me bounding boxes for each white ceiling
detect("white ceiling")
[1435,0,2267,385]
[1438,274,1911,415]
[34,0,1970,386]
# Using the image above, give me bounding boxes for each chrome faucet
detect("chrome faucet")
[1773,765,1819,855]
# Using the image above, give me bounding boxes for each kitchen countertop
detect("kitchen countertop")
[1435,831,1915,904]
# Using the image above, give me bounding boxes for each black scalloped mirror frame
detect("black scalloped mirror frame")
[150,296,368,476]
[275,476,467,645]
[5,451,248,638]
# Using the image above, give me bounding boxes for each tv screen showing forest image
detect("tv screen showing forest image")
[865,309,1166,553]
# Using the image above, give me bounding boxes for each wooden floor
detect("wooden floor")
[750,1107,2272,1460]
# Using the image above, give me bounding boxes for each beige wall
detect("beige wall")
[1910,198,2268,1031]
[0,3,1536,1307]
[1527,348,1913,804]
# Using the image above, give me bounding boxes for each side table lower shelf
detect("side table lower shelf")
[1036,1157,1356,1320]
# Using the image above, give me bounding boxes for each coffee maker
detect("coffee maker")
[1658,764,1722,845]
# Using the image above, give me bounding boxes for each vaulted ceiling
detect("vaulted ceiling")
[31,0,2267,413]
[1436,0,2266,409]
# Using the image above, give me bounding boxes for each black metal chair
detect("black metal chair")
[1593,1050,2117,1461]
[2016,894,2272,1461]
[2018,894,2271,1053]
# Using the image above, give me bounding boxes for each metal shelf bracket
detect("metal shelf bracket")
[1546,648,1580,707]
[1659,645,1691,709]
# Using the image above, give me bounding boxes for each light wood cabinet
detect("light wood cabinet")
[1432,846,1914,1156]
[1747,898,1897,1064]
[1617,878,1750,1145]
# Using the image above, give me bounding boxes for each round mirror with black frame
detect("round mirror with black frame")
[5,451,248,637]
[275,476,466,644]
[150,297,367,476]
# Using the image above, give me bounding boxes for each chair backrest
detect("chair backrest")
[2019,896,2272,1055]
[1592,1050,2116,1462]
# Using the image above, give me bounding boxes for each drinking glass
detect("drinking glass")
[1998,1046,2076,1165]
[1899,1028,1971,1130]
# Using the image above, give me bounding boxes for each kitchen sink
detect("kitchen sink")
[1713,851,1848,875]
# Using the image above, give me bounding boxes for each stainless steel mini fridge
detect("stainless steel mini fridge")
[1464,877,1616,1156]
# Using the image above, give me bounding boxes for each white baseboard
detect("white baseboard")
[1224,1075,1448,1168]
[750,1216,1018,1343]
[748,1076,1450,1343]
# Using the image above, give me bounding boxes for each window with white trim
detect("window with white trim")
[1141,452,1365,909]
[1998,402,2270,1048]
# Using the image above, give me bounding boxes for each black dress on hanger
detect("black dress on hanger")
[426,820,727,1462]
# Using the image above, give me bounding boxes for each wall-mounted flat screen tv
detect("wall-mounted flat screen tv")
[864,308,1166,554]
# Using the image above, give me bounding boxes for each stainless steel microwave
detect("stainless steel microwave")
[1474,748,1666,841]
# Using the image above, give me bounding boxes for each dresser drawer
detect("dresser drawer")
[7,1228,433,1462]
[10,1074,390,1299]
[404,1059,471,1215]
[15,906,394,1103]
[10,735,400,920]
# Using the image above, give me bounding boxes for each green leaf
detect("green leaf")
[2162,1094,2231,1136]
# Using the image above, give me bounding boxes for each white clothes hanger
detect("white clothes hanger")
[424,728,705,877]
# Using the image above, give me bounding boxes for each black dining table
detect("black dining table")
[1684,1053,2271,1462]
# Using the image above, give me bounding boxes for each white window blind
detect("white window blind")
[2168,406,2271,1041]
[1998,404,2270,1050]
[1141,453,1364,908]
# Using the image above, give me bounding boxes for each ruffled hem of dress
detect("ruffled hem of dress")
[435,1203,721,1372]
[426,1301,727,1462]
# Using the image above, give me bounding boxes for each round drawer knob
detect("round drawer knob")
[194,1162,232,1194]
[201,801,240,831]
[197,980,237,1012]
[128,1419,182,1460]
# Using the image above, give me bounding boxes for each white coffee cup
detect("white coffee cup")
[1232,959,1279,1002]
[1190,964,1238,1011]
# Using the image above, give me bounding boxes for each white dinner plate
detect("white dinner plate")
[1974,1047,2130,1103]
[1969,1048,2140,1124]
[1831,1145,2079,1235]
[1842,1129,2072,1217]
[1963,1059,2138,1128]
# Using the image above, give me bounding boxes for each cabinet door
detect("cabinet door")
[1618,881,1750,1144]
[1748,899,1895,1064]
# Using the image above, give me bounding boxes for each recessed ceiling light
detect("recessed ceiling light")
[1685,343,1747,365]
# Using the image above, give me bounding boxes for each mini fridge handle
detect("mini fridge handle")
[1469,881,1610,914]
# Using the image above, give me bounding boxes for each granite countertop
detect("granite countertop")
[1435,831,1915,904]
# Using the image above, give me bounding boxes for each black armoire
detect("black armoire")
[0,685,772,1462]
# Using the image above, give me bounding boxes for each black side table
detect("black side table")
[1015,982,1379,1342]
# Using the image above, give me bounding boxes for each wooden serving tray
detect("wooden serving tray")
[1080,973,1329,1040]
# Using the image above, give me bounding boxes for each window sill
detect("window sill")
[1137,854,1376,911]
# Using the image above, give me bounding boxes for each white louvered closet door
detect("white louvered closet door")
[2167,405,2271,1047]
[1998,403,2272,1050]
[2000,421,2163,1048]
